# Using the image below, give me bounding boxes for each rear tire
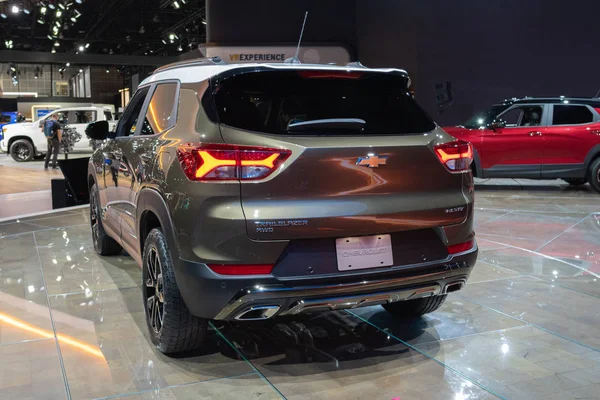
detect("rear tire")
[90,183,122,256]
[563,178,586,186]
[588,158,600,194]
[142,228,208,354]
[10,139,34,162]
[382,295,447,318]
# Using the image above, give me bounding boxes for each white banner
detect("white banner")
[201,45,351,65]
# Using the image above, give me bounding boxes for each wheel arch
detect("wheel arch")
[8,136,37,156]
[584,144,600,172]
[137,188,179,267]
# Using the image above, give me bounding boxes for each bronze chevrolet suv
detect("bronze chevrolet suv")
[86,58,477,354]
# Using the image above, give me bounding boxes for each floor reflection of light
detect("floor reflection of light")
[0,312,105,359]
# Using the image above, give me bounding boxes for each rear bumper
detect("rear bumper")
[175,245,478,320]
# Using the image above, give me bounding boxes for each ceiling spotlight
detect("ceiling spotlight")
[161,39,166,44]
[172,1,180,9]
[51,48,56,53]
[139,25,145,34]
[23,7,31,14]
[5,40,14,49]
[78,45,84,51]
[48,3,55,9]
[47,34,53,40]
[65,62,70,66]
[79,69,83,73]
[37,18,45,24]
[54,41,60,47]
[34,74,38,79]
[85,43,89,48]
[177,45,182,51]
[56,10,62,17]
[11,5,20,13]
[55,20,61,27]
[0,13,7,19]
[106,68,109,73]
[168,33,175,40]
[75,0,83,3]
[58,3,66,10]
[201,20,207,25]
[40,6,47,14]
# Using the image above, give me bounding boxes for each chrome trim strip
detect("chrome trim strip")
[214,266,470,320]
[279,284,440,316]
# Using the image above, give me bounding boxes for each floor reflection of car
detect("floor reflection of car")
[87,58,478,355]
[444,97,600,192]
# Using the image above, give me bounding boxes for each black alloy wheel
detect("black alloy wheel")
[90,190,100,250]
[10,139,34,162]
[588,158,600,193]
[145,246,165,334]
[89,183,122,255]
[142,228,208,354]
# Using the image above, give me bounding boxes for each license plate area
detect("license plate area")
[336,234,394,271]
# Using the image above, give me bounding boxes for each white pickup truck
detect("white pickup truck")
[0,106,117,162]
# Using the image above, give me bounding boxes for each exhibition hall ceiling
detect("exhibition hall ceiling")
[0,0,206,56]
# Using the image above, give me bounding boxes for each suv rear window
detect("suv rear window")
[552,105,593,125]
[213,70,435,135]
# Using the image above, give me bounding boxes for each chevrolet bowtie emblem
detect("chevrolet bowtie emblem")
[356,155,388,168]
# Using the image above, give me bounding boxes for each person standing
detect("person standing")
[43,113,62,170]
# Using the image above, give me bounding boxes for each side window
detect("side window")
[73,110,97,123]
[55,111,69,125]
[140,83,178,136]
[552,105,593,125]
[498,106,543,127]
[116,87,150,137]
[104,111,113,121]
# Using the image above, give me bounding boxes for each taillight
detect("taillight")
[207,264,274,275]
[447,239,475,255]
[177,144,291,181]
[434,140,473,172]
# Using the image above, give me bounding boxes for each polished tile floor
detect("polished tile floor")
[1,183,600,399]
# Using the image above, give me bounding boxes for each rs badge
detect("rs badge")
[356,155,388,168]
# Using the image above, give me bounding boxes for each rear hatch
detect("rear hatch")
[212,68,469,241]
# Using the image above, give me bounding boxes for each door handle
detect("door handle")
[528,131,543,137]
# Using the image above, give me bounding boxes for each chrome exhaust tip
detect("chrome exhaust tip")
[234,305,280,321]
[445,281,465,294]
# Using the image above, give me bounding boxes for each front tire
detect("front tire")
[90,183,122,255]
[10,139,34,162]
[588,158,600,193]
[142,228,208,354]
[382,295,447,318]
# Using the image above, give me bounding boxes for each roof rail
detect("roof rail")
[153,57,227,74]
[346,61,366,68]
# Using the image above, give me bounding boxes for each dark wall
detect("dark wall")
[206,0,356,48]
[357,0,600,125]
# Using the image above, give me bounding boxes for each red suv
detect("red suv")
[444,97,600,192]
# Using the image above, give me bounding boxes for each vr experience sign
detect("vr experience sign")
[202,45,351,65]
[229,53,286,62]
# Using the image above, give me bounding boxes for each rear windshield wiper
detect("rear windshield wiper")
[287,118,366,133]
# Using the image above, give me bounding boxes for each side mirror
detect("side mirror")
[488,119,506,131]
[38,120,44,128]
[86,120,110,140]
